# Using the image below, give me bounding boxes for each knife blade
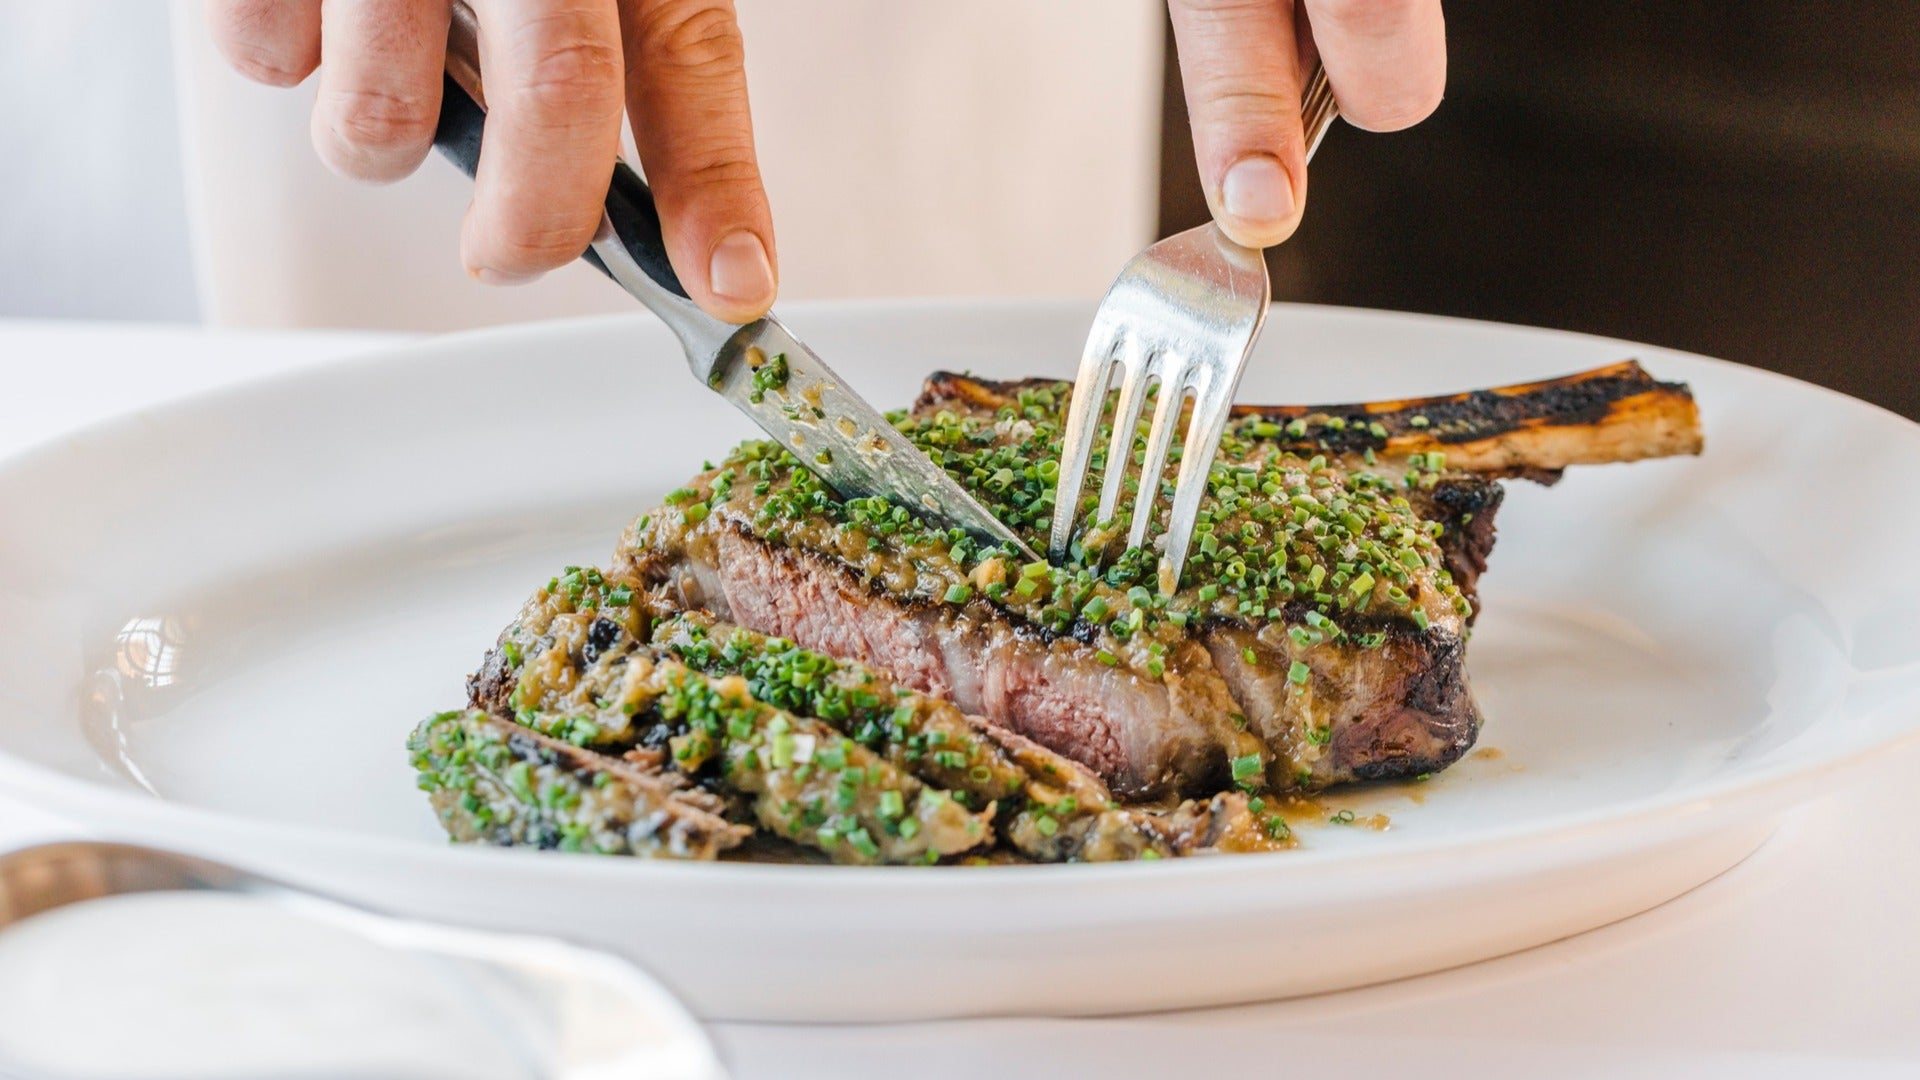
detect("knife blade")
[701,317,1041,560]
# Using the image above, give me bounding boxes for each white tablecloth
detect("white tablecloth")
[3,318,1916,1079]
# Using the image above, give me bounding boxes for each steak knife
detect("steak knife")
[432,4,1037,561]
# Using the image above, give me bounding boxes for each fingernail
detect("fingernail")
[709,231,775,306]
[1221,156,1297,229]
[472,266,540,286]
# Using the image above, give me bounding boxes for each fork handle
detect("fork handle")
[1301,61,1340,162]
[432,1,691,302]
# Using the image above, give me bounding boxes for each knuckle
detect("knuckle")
[322,86,439,151]
[513,33,623,116]
[683,151,761,190]
[1192,79,1300,131]
[1173,0,1288,38]
[638,1,746,74]
[226,45,311,87]
[1175,0,1278,15]
[487,220,597,272]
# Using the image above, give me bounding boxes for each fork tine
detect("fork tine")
[1095,345,1159,527]
[1048,333,1122,562]
[1048,59,1327,578]
[1127,370,1187,550]
[1160,365,1245,588]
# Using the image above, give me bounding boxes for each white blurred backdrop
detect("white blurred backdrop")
[0,0,1164,331]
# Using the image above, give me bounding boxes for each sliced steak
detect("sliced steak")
[455,572,1292,859]
[631,526,1237,797]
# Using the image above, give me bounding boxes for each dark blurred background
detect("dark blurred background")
[1161,3,1920,418]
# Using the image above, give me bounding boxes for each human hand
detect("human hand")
[207,0,777,323]
[1169,0,1446,248]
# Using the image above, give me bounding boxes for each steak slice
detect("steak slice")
[457,571,1289,859]
[461,569,993,865]
[648,606,1292,857]
[408,709,748,859]
[617,361,1699,801]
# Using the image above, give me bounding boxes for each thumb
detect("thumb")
[621,0,777,324]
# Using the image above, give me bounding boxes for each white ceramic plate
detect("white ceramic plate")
[1,301,1916,1022]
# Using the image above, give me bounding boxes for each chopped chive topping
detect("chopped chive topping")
[505,761,534,802]
[1288,659,1310,685]
[748,352,790,403]
[683,371,1474,667]
[846,827,881,858]
[1231,753,1263,781]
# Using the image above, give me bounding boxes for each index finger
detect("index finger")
[462,0,626,282]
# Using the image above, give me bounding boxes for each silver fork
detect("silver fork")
[1048,63,1341,585]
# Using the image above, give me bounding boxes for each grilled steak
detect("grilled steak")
[619,361,1700,801]
[412,358,1700,860]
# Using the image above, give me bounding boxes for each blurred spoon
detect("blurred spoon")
[0,841,725,1080]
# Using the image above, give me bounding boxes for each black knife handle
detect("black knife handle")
[430,59,688,299]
